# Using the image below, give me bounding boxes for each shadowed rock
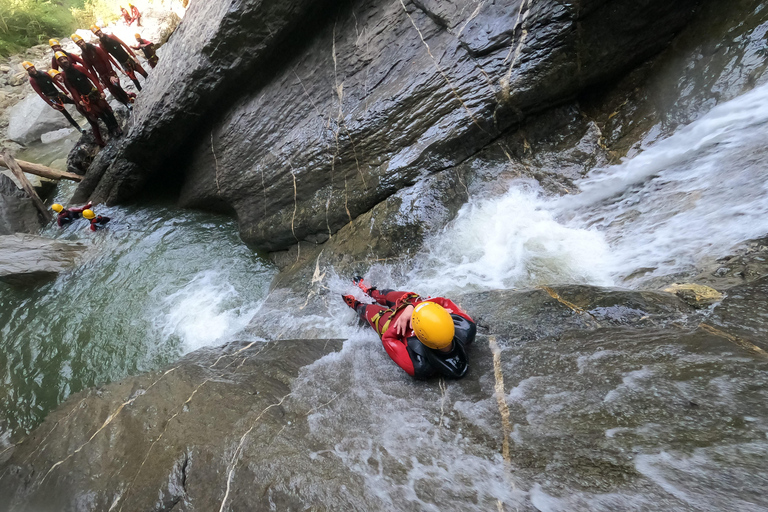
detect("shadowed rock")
[0,234,85,286]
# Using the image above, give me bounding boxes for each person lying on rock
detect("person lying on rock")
[22,62,85,134]
[72,33,136,108]
[82,209,110,231]
[342,277,476,379]
[52,201,93,227]
[49,39,84,71]
[56,52,123,146]
[91,25,147,90]
[131,34,158,68]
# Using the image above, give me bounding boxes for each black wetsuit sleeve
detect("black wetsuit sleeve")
[452,314,477,347]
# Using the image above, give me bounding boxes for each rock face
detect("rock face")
[78,0,701,252]
[6,94,81,145]
[0,173,41,235]
[0,234,85,286]
[3,285,768,511]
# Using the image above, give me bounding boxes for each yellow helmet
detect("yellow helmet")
[48,38,60,47]
[411,302,455,350]
[90,24,101,34]
[51,203,64,212]
[54,51,67,61]
[47,69,61,78]
[82,209,96,220]
[71,34,83,43]
[21,61,34,70]
[135,33,141,39]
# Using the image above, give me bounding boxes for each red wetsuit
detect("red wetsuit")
[130,5,141,26]
[28,70,82,131]
[80,42,134,106]
[98,33,147,79]
[50,50,83,71]
[352,289,476,379]
[131,38,158,68]
[89,215,111,231]
[121,8,132,24]
[60,62,121,146]
[56,202,92,227]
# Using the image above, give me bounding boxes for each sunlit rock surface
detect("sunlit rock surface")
[0,174,41,235]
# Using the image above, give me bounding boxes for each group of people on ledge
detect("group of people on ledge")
[51,201,110,231]
[120,4,142,27]
[22,25,159,147]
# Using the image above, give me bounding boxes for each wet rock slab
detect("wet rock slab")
[4,285,767,510]
[0,234,85,286]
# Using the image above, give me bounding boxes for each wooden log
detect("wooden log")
[1,150,53,223]
[0,155,82,182]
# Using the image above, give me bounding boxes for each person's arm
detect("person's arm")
[29,78,51,104]
[68,202,93,214]
[52,79,69,96]
[101,45,125,74]
[63,76,83,105]
[69,53,84,66]
[381,328,416,376]
[79,64,104,95]
[51,56,59,71]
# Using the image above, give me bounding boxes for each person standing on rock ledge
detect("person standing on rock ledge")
[22,62,85,134]
[342,277,476,379]
[72,34,136,108]
[49,39,84,71]
[131,34,158,68]
[56,52,122,146]
[91,25,147,91]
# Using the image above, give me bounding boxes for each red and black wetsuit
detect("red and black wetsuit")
[61,62,120,146]
[121,8,132,24]
[132,38,158,68]
[130,5,141,26]
[352,289,476,379]
[28,70,82,131]
[50,50,83,71]
[89,215,111,231]
[56,202,92,227]
[80,42,134,106]
[98,33,147,86]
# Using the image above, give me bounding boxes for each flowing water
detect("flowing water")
[0,180,274,437]
[4,73,768,511]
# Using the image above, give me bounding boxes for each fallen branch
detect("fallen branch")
[1,150,53,223]
[0,155,82,182]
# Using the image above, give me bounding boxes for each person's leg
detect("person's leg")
[106,79,130,106]
[58,108,83,131]
[369,289,414,308]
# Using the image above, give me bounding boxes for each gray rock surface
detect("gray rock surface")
[7,94,81,145]
[76,0,701,253]
[0,174,41,235]
[0,234,85,286]
[2,285,767,511]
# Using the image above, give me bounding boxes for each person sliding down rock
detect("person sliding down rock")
[22,62,85,133]
[82,209,110,231]
[48,39,84,71]
[131,34,158,68]
[56,52,122,147]
[91,25,147,90]
[342,277,476,379]
[72,34,136,108]
[51,202,93,227]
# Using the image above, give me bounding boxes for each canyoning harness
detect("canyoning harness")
[370,293,421,336]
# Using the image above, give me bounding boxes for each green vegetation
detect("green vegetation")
[0,0,121,56]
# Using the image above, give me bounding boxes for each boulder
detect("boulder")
[0,173,41,235]
[76,0,701,254]
[7,94,80,145]
[0,234,85,286]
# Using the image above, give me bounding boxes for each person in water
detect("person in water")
[52,202,93,227]
[83,209,110,231]
[22,62,85,133]
[342,277,476,379]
